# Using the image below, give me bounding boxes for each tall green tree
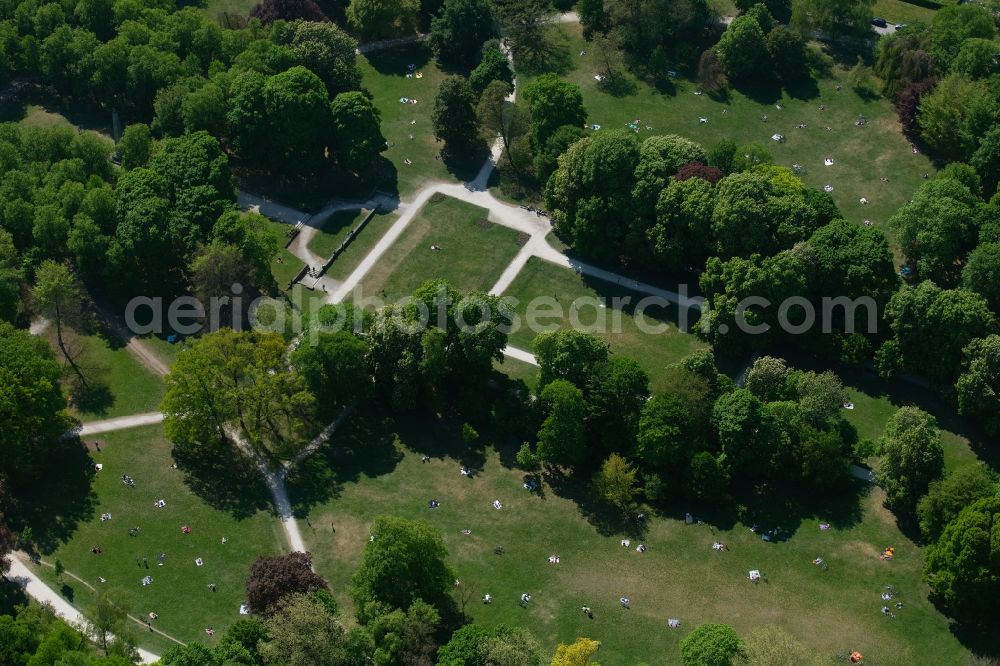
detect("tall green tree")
[432,76,481,155]
[346,0,419,40]
[532,329,609,390]
[523,74,586,149]
[429,0,495,66]
[262,66,335,172]
[955,334,1000,436]
[0,322,72,487]
[536,379,587,467]
[877,407,944,513]
[877,281,995,385]
[917,464,997,542]
[593,453,638,508]
[924,497,1000,621]
[351,516,454,622]
[330,91,385,173]
[715,14,769,81]
[679,623,743,666]
[161,329,318,459]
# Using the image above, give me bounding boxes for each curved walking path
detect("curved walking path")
[7,556,162,664]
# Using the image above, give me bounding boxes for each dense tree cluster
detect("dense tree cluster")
[525,334,858,505]
[875,6,999,172]
[0,603,134,666]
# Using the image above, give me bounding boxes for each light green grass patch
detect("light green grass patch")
[324,211,399,282]
[41,327,164,421]
[873,0,939,25]
[291,417,970,664]
[501,257,706,392]
[309,210,369,261]
[34,424,287,648]
[358,195,524,301]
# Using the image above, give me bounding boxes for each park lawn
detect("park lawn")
[324,211,399,282]
[41,326,164,422]
[289,414,970,665]
[264,220,307,291]
[526,22,935,253]
[308,209,369,261]
[357,195,524,301]
[501,257,706,392]
[360,44,481,199]
[31,424,287,649]
[873,0,938,25]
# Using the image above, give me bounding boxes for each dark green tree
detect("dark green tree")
[351,516,453,621]
[877,407,944,513]
[330,91,385,173]
[536,379,587,467]
[523,74,586,149]
[429,0,495,66]
[432,76,481,155]
[924,497,1000,621]
[917,464,997,542]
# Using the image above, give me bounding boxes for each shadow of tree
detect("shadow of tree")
[286,414,403,516]
[514,26,573,76]
[543,466,648,539]
[597,74,639,97]
[71,377,114,415]
[172,440,273,520]
[364,42,434,76]
[441,144,490,184]
[10,439,97,554]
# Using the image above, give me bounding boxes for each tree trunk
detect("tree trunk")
[54,304,88,389]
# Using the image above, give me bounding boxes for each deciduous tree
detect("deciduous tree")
[246,552,329,616]
[877,407,944,513]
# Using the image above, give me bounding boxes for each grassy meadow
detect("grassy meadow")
[356,195,525,301]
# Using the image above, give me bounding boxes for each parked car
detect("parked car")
[871,17,888,27]
[895,23,907,30]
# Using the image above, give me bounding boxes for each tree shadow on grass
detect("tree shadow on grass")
[286,414,403,516]
[71,377,114,416]
[10,439,97,554]
[597,74,639,98]
[948,617,1000,658]
[364,42,434,76]
[543,466,648,539]
[732,78,783,106]
[172,441,273,520]
[514,26,573,76]
[442,144,490,185]
[783,74,820,101]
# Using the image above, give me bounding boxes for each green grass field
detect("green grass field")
[324,211,399,282]
[873,0,939,25]
[287,412,970,665]
[360,44,482,199]
[30,424,287,649]
[308,209,369,261]
[501,258,706,392]
[357,195,524,301]
[41,326,165,422]
[523,23,936,254]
